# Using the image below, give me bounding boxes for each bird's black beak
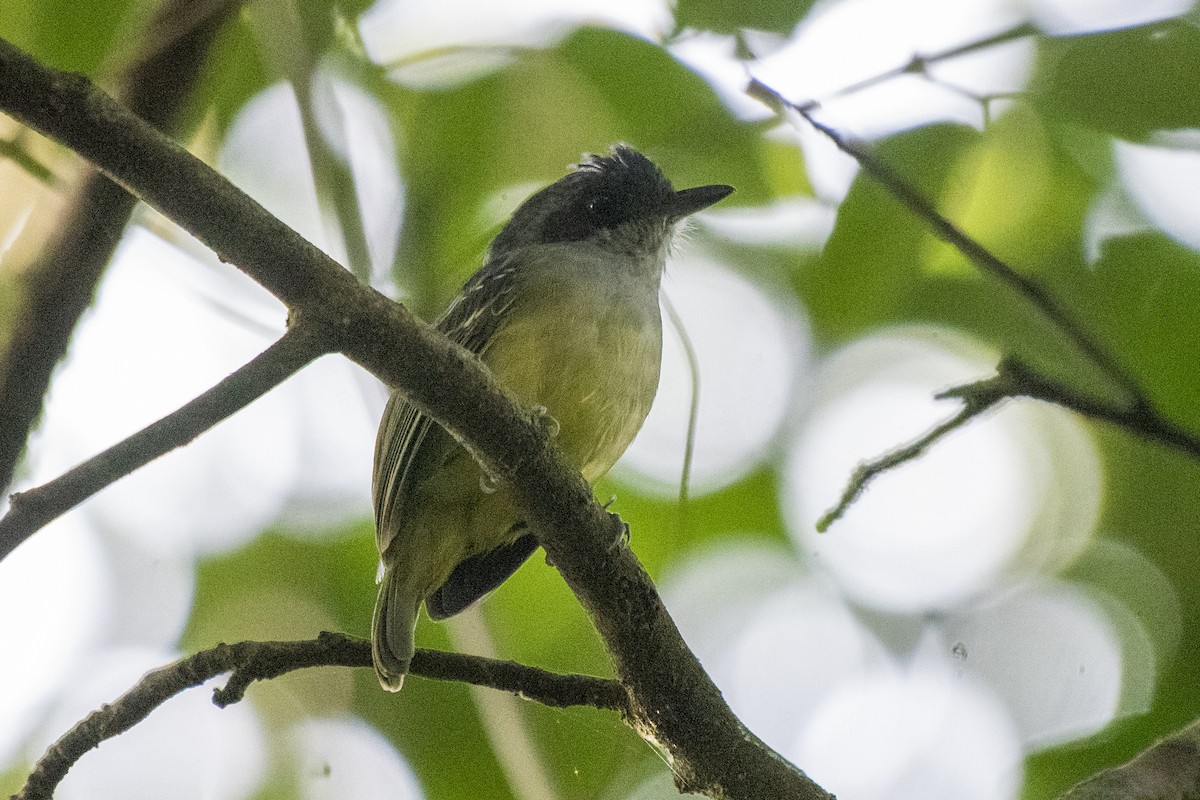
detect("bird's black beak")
[669,184,735,221]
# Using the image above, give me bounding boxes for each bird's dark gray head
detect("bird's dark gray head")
[489,145,733,259]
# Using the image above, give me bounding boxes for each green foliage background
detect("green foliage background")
[3,1,1200,798]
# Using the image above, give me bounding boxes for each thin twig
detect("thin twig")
[816,368,1014,531]
[786,21,1039,114]
[15,632,626,800]
[1001,358,1200,457]
[295,76,375,283]
[662,291,699,535]
[747,74,1200,528]
[818,354,1200,531]
[0,324,328,560]
[747,78,1148,411]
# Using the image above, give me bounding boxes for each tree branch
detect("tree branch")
[747,77,1148,409]
[1056,718,1200,800]
[0,0,243,496]
[816,368,1014,531]
[1001,357,1200,457]
[0,323,327,560]
[749,76,1200,530]
[14,633,627,800]
[782,21,1039,115]
[818,354,1200,529]
[0,37,826,800]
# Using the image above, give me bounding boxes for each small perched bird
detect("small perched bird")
[371,145,733,690]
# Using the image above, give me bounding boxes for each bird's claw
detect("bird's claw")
[606,506,631,552]
[532,405,560,438]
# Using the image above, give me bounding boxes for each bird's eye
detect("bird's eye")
[538,188,635,244]
[586,193,626,229]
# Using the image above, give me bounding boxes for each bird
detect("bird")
[371,144,733,690]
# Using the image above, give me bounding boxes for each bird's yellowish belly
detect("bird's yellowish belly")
[482,279,662,483]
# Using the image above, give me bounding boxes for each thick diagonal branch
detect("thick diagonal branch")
[0,37,828,800]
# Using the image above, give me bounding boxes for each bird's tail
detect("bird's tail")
[372,564,418,691]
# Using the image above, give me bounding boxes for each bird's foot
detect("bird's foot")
[532,405,561,438]
[604,503,631,552]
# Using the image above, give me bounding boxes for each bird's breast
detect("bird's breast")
[481,263,663,483]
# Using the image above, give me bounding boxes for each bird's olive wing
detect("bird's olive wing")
[371,257,520,555]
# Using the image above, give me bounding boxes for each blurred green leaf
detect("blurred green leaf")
[556,27,767,199]
[922,106,1090,279]
[0,763,25,799]
[1035,18,1200,140]
[674,0,815,36]
[802,123,977,338]
[2,0,133,75]
[600,466,790,576]
[181,16,272,139]
[1075,233,1200,427]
